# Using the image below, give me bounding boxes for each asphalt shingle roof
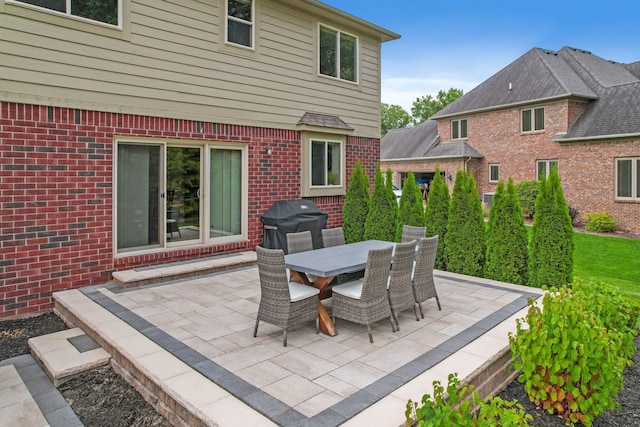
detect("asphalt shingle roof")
[380,119,438,159]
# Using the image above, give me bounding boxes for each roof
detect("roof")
[381,120,483,161]
[430,46,640,140]
[297,112,353,131]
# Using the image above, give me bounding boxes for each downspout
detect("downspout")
[464,157,472,173]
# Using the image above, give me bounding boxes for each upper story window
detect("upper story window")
[489,164,499,182]
[311,139,342,186]
[616,157,640,200]
[522,107,544,132]
[451,119,467,139]
[319,25,358,83]
[226,0,253,48]
[537,159,558,180]
[10,0,119,26]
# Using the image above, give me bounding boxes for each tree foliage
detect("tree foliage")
[485,178,529,285]
[527,168,574,288]
[424,165,450,270]
[444,170,485,277]
[411,88,464,124]
[516,180,539,218]
[381,103,412,136]
[364,165,397,241]
[395,171,425,242]
[342,160,370,243]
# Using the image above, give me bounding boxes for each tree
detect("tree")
[342,160,370,243]
[527,168,574,288]
[381,103,412,136]
[385,168,399,233]
[424,165,450,270]
[411,88,464,124]
[395,171,425,242]
[485,178,528,285]
[364,165,397,241]
[444,170,485,277]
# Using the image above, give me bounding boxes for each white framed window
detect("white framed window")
[114,139,247,255]
[489,164,499,182]
[318,24,358,83]
[311,139,342,186]
[537,159,558,179]
[8,0,121,26]
[616,157,640,200]
[451,119,467,139]
[226,0,253,48]
[522,107,544,132]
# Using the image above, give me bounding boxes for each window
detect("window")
[319,25,358,82]
[11,0,119,26]
[522,107,544,132]
[311,139,342,186]
[489,164,499,182]
[226,0,253,48]
[115,141,246,254]
[616,158,640,200]
[537,160,558,179]
[451,119,467,139]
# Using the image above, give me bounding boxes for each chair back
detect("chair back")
[388,240,417,292]
[414,236,438,284]
[360,246,393,303]
[256,246,291,306]
[321,227,345,248]
[286,230,314,254]
[401,225,426,243]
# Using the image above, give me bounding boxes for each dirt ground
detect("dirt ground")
[2,312,639,426]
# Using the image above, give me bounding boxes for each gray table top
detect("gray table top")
[284,240,395,278]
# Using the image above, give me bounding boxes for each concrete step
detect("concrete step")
[28,328,110,387]
[111,251,257,288]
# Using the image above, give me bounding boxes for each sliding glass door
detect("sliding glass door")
[167,146,202,245]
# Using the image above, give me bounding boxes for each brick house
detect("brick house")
[0,1,399,318]
[381,46,640,235]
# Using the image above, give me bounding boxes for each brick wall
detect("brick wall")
[0,102,379,318]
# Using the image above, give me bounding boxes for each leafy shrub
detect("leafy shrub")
[516,180,539,218]
[509,279,636,426]
[405,373,532,426]
[425,166,450,270]
[343,160,370,243]
[584,211,618,232]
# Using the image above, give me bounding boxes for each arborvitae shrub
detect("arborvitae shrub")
[516,180,539,218]
[395,170,425,242]
[342,160,370,243]
[425,166,449,270]
[485,178,528,285]
[364,165,397,241]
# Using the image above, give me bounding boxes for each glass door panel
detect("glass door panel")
[167,146,202,244]
[210,148,242,238]
[117,144,161,251]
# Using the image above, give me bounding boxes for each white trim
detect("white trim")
[615,157,639,201]
[225,0,255,50]
[489,164,499,182]
[317,23,359,84]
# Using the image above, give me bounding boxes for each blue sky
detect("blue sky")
[322,1,640,111]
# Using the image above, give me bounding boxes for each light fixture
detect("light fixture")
[264,145,272,155]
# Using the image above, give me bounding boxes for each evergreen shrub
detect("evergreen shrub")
[584,211,618,232]
[342,160,370,243]
[425,166,450,270]
[395,170,425,242]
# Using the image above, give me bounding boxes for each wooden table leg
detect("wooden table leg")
[292,271,338,336]
[317,301,337,336]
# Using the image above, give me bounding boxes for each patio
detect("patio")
[53,254,543,426]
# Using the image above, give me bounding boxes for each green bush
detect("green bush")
[516,180,539,218]
[584,211,618,232]
[444,170,485,277]
[485,178,528,285]
[527,168,574,288]
[509,279,637,426]
[364,165,397,242]
[405,373,532,426]
[395,170,425,242]
[425,166,450,270]
[342,160,370,243]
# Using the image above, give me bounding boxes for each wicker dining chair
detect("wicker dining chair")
[387,240,420,330]
[331,245,396,343]
[412,236,441,318]
[321,227,345,248]
[286,230,318,284]
[401,225,426,243]
[254,246,319,347]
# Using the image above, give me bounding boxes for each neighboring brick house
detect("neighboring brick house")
[0,1,399,318]
[382,46,640,235]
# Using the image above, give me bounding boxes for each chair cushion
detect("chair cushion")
[331,280,363,299]
[289,281,320,302]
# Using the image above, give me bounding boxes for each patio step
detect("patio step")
[28,328,110,387]
[112,251,257,288]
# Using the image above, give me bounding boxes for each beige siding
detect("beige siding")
[0,0,390,137]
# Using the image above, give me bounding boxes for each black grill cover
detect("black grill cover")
[261,200,328,253]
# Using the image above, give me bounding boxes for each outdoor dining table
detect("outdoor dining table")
[284,239,396,336]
